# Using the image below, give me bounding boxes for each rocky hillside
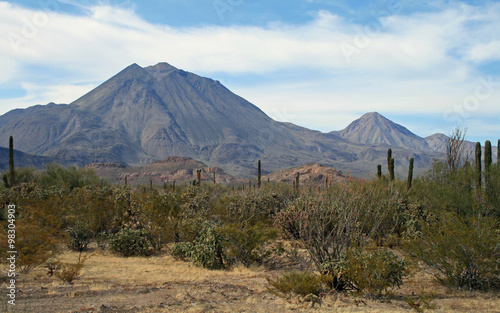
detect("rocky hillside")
[87,156,240,186]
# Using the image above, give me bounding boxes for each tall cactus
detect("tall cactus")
[485,140,492,187]
[295,172,300,192]
[9,136,15,187]
[475,142,482,191]
[389,158,395,182]
[377,165,382,180]
[213,172,216,184]
[485,140,492,172]
[387,148,392,174]
[257,160,261,189]
[497,139,500,168]
[196,169,201,187]
[406,158,414,191]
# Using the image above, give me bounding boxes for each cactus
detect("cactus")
[497,139,500,168]
[475,142,482,191]
[150,179,153,189]
[485,140,492,187]
[295,172,300,192]
[389,158,395,182]
[197,169,201,187]
[377,165,382,180]
[213,172,216,184]
[387,148,392,174]
[485,140,492,172]
[124,175,128,187]
[9,136,14,187]
[257,160,261,189]
[406,158,414,191]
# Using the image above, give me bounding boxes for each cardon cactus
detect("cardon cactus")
[407,158,414,191]
[475,142,482,191]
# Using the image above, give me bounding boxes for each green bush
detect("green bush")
[109,228,153,257]
[171,242,194,261]
[66,222,93,252]
[222,222,277,267]
[190,221,226,269]
[321,248,407,295]
[405,215,500,291]
[172,221,227,269]
[273,180,402,271]
[267,270,326,298]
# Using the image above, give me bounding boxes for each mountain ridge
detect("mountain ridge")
[0,62,446,177]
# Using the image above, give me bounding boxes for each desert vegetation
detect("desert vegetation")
[0,137,499,312]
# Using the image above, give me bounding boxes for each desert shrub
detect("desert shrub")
[410,160,496,218]
[137,192,181,252]
[322,248,407,296]
[223,190,283,226]
[222,222,277,267]
[39,163,106,190]
[180,186,210,219]
[52,253,91,284]
[171,241,194,260]
[0,220,60,273]
[172,221,227,269]
[190,221,226,269]
[274,179,402,271]
[267,270,326,298]
[0,201,62,273]
[405,215,500,291]
[64,187,126,237]
[66,222,93,252]
[109,228,153,257]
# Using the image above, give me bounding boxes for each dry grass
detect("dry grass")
[2,248,499,313]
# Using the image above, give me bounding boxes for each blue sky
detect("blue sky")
[1,0,499,144]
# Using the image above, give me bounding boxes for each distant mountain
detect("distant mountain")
[0,147,73,171]
[0,63,444,177]
[425,133,449,153]
[425,133,497,161]
[337,112,430,151]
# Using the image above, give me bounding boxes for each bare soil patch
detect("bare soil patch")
[2,250,499,313]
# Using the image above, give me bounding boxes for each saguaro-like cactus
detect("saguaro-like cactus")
[124,175,128,187]
[498,139,500,168]
[475,142,482,191]
[197,169,202,187]
[9,136,15,187]
[485,140,492,187]
[257,160,261,189]
[377,165,382,180]
[213,172,216,184]
[389,158,395,182]
[407,158,414,191]
[387,149,392,173]
[295,172,300,192]
[485,140,492,172]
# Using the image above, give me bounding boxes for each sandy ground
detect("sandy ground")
[2,250,499,313]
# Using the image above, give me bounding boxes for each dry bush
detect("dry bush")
[274,179,402,273]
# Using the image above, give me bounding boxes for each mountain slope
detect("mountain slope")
[338,112,430,151]
[0,63,445,177]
